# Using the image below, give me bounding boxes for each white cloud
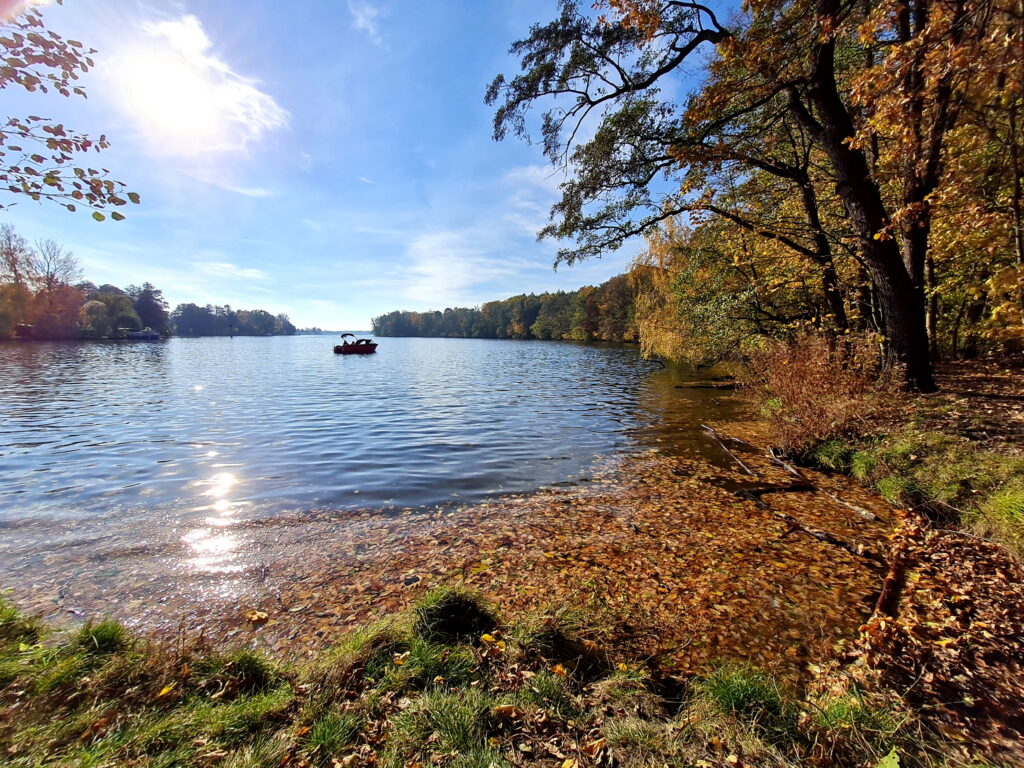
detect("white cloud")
[347,0,385,46]
[198,261,270,281]
[397,231,518,306]
[218,184,274,198]
[358,176,374,184]
[106,14,288,158]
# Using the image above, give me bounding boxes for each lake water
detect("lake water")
[0,336,743,596]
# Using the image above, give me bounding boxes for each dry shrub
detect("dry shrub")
[745,333,900,454]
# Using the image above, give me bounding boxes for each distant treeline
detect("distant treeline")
[372,275,636,342]
[170,303,295,337]
[0,224,296,340]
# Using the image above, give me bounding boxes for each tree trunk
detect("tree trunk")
[926,255,940,361]
[799,181,849,331]
[789,16,936,391]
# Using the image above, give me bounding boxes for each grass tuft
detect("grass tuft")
[692,664,797,743]
[304,711,362,762]
[413,586,498,643]
[76,618,128,655]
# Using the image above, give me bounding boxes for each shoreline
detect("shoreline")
[3,439,893,677]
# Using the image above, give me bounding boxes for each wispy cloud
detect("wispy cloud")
[218,184,274,198]
[347,0,385,46]
[198,261,270,281]
[106,14,288,158]
[397,231,518,306]
[358,176,374,184]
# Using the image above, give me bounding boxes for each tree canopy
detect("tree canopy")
[1,0,139,219]
[488,0,1024,388]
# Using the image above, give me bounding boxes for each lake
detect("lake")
[0,336,743,606]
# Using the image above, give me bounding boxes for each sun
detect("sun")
[115,45,233,156]
[107,15,287,159]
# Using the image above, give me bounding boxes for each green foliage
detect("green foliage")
[693,664,797,742]
[0,597,42,644]
[372,275,637,343]
[304,712,362,761]
[193,687,294,746]
[389,688,495,756]
[376,637,478,692]
[0,599,974,768]
[171,303,296,337]
[518,670,582,719]
[76,618,128,655]
[809,689,903,757]
[809,439,855,472]
[192,648,280,696]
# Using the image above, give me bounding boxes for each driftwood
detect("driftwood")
[674,382,738,390]
[771,511,886,567]
[768,447,877,521]
[874,550,909,616]
[702,424,756,476]
[733,483,816,508]
[820,489,877,521]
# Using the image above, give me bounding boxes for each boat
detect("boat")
[334,333,378,355]
[123,328,162,341]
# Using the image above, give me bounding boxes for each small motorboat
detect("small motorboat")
[334,333,378,355]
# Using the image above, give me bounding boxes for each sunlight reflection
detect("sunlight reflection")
[182,527,244,573]
[203,472,237,498]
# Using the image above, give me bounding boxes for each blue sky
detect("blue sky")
[1,0,641,329]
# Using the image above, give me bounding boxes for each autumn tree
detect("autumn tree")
[484,0,1024,388]
[1,0,139,219]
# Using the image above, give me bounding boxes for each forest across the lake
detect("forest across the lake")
[0,225,298,339]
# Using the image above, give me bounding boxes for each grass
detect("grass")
[691,663,798,744]
[0,594,973,768]
[805,429,1024,553]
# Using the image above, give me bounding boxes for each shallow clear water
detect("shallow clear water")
[0,336,742,578]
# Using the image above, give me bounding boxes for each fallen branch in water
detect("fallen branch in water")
[733,483,816,508]
[768,448,877,521]
[702,424,756,476]
[770,511,886,567]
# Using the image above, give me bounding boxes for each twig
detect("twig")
[767,447,807,480]
[820,489,877,521]
[770,511,886,567]
[769,448,877,520]
[702,423,756,476]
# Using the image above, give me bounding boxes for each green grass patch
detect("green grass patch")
[76,618,129,656]
[413,586,498,643]
[0,594,975,768]
[692,664,798,744]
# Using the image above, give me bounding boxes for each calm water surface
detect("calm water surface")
[0,336,741,592]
